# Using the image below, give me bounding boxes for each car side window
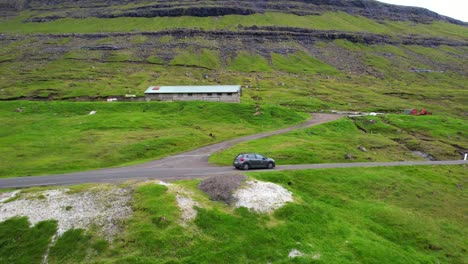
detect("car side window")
[245,154,250,159]
[256,154,264,159]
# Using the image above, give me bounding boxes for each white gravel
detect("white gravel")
[0,190,20,203]
[233,180,293,213]
[176,194,199,224]
[288,249,304,258]
[0,188,132,237]
[157,180,172,187]
[157,180,200,225]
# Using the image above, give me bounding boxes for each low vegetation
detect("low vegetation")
[1,165,466,263]
[1,12,466,40]
[210,115,467,165]
[0,217,57,264]
[0,217,108,264]
[0,101,307,177]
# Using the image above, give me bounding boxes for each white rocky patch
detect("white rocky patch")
[156,180,172,187]
[233,180,293,213]
[0,188,132,238]
[0,190,20,203]
[176,194,199,224]
[288,249,304,258]
[157,181,200,225]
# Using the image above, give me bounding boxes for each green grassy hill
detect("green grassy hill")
[1,0,466,176]
[0,1,467,263]
[0,1,467,116]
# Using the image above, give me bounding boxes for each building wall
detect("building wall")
[145,92,240,103]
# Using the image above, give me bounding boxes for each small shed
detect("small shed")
[144,85,241,103]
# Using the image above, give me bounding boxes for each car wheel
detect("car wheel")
[242,163,250,170]
[267,162,274,169]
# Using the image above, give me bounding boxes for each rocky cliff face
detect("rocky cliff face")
[5,0,464,25]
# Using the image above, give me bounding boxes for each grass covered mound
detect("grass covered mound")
[210,114,467,165]
[98,165,468,263]
[0,101,308,177]
[2,165,465,263]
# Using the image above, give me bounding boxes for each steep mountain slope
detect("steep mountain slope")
[0,0,467,115]
[1,0,466,24]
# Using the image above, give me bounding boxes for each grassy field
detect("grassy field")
[1,165,466,263]
[1,12,467,40]
[210,115,468,165]
[0,101,308,177]
[1,102,465,178]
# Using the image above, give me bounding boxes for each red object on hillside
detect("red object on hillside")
[407,108,432,115]
[419,109,432,115]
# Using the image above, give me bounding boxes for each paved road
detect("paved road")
[1,114,466,188]
[1,160,466,188]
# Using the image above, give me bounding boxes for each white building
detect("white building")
[144,85,241,103]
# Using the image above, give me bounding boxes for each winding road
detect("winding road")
[0,113,465,188]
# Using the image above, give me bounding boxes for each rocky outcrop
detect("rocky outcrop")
[1,25,465,79]
[0,0,29,18]
[0,0,30,10]
[32,28,467,47]
[102,6,257,18]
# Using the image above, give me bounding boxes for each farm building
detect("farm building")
[144,85,241,103]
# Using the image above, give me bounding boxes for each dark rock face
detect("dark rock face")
[102,7,257,18]
[18,0,466,25]
[0,0,29,18]
[41,28,467,47]
[0,0,30,10]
